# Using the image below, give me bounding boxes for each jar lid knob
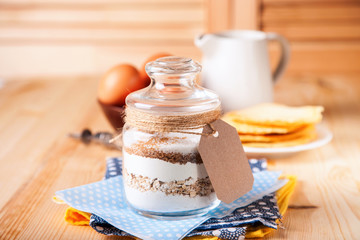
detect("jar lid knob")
[145,56,201,76]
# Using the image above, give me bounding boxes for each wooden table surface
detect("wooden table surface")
[0,74,359,239]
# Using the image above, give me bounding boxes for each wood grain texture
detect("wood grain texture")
[270,73,360,239]
[1,0,360,79]
[269,41,360,73]
[263,22,360,41]
[263,3,360,23]
[232,0,260,30]
[0,0,205,79]
[263,0,359,4]
[261,0,360,73]
[0,26,202,42]
[206,0,231,32]
[0,74,359,239]
[0,77,120,239]
[0,45,202,79]
[0,8,204,24]
[262,2,360,41]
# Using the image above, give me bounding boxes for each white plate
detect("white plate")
[244,124,333,159]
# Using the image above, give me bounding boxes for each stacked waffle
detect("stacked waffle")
[222,103,324,148]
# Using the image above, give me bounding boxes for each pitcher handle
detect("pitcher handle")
[194,34,211,48]
[266,32,290,83]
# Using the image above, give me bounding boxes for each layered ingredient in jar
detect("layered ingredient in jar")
[122,127,217,212]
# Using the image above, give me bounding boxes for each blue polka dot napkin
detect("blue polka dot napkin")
[56,158,287,240]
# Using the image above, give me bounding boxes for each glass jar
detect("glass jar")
[122,57,221,218]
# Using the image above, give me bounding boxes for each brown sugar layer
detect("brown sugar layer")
[124,146,202,165]
[124,134,203,164]
[123,168,214,197]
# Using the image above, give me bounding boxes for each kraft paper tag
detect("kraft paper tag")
[198,119,254,204]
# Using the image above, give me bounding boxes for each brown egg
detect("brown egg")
[140,53,172,86]
[98,64,145,106]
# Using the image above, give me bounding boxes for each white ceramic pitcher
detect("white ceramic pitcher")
[195,30,290,112]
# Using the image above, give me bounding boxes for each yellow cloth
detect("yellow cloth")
[65,207,92,226]
[245,175,297,238]
[61,175,297,239]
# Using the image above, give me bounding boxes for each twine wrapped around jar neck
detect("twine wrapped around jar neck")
[124,106,222,136]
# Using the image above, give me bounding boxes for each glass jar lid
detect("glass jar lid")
[126,57,220,114]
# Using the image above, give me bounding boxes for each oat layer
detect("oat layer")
[124,147,202,165]
[123,168,214,197]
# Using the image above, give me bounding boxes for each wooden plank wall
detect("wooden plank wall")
[206,0,261,32]
[0,0,359,79]
[262,0,360,73]
[0,0,206,79]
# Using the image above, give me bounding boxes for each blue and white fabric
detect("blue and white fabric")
[56,157,285,240]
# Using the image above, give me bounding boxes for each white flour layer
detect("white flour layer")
[123,151,208,182]
[124,186,219,212]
